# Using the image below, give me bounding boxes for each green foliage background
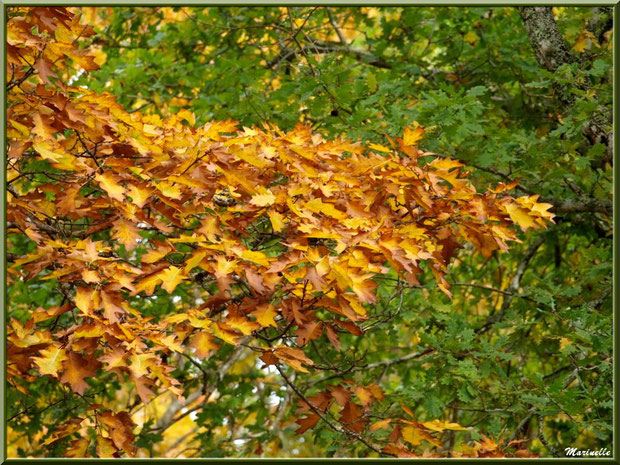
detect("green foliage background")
[8,6,613,458]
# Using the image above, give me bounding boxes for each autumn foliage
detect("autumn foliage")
[7,7,556,458]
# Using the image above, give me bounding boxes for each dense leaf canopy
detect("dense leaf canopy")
[6,6,613,459]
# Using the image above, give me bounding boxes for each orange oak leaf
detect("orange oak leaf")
[273,346,315,373]
[190,331,219,359]
[34,57,58,85]
[296,321,323,346]
[99,410,136,456]
[43,417,84,445]
[111,219,142,251]
[60,352,101,394]
[295,412,320,434]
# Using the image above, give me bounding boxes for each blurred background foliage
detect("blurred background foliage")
[8,6,613,458]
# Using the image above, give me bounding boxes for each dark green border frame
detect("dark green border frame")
[0,1,617,463]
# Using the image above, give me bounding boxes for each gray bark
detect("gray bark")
[552,197,613,216]
[587,6,613,42]
[518,7,575,72]
[519,7,613,169]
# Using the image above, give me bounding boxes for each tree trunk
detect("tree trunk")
[518,7,574,72]
[587,6,613,43]
[519,6,612,168]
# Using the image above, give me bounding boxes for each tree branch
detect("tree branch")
[450,282,537,302]
[552,196,613,216]
[325,8,346,45]
[154,345,250,432]
[309,348,434,387]
[478,235,545,334]
[275,364,386,456]
[422,152,612,216]
[305,39,393,69]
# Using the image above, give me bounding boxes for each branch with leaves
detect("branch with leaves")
[10,6,607,460]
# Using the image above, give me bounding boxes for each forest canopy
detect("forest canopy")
[5,6,613,459]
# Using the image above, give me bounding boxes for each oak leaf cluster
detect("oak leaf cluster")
[6,7,553,458]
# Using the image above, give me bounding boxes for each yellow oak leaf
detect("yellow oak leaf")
[315,255,331,276]
[133,375,155,404]
[64,438,90,458]
[212,322,242,345]
[355,386,373,406]
[156,181,183,200]
[197,215,221,242]
[331,263,377,304]
[141,242,173,264]
[368,142,391,153]
[304,198,347,220]
[95,172,126,202]
[177,108,196,125]
[403,124,425,146]
[370,418,392,432]
[573,29,595,53]
[158,266,185,293]
[184,250,207,273]
[402,425,441,447]
[126,183,152,208]
[99,411,136,456]
[267,210,286,232]
[430,157,464,171]
[238,249,271,267]
[214,255,238,279]
[250,190,276,206]
[463,30,479,45]
[422,419,468,432]
[33,345,68,377]
[231,147,274,168]
[152,334,184,353]
[531,201,555,220]
[74,286,98,316]
[128,353,157,378]
[96,436,118,458]
[251,304,278,328]
[169,234,207,244]
[81,269,100,284]
[188,312,213,329]
[135,272,163,296]
[401,404,415,418]
[43,418,84,446]
[100,347,126,369]
[226,315,260,335]
[101,290,126,323]
[504,203,538,231]
[74,323,105,339]
[33,142,77,171]
[368,383,384,400]
[165,313,190,324]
